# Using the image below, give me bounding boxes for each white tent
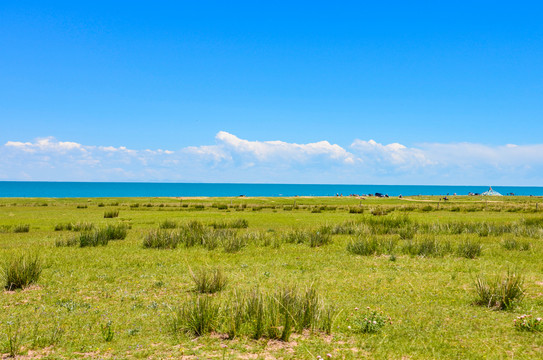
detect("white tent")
[481,186,502,196]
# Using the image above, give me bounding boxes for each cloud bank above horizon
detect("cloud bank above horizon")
[2,131,543,185]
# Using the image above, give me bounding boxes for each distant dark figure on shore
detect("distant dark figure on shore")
[443,196,448,201]
[399,194,403,199]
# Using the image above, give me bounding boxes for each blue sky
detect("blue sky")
[1,1,543,184]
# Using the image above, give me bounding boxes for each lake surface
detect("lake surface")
[0,182,542,198]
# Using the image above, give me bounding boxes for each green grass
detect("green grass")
[2,253,43,290]
[0,196,542,358]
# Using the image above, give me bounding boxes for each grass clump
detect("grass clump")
[103,223,129,240]
[501,238,531,251]
[190,267,228,294]
[79,230,109,247]
[55,222,94,231]
[456,239,482,259]
[402,236,452,257]
[55,236,79,247]
[143,229,180,249]
[473,270,525,310]
[282,229,309,244]
[13,224,30,233]
[100,321,115,342]
[309,229,332,247]
[210,219,249,229]
[347,236,395,256]
[2,253,43,290]
[221,231,247,253]
[103,209,119,218]
[4,320,22,357]
[159,219,178,229]
[171,296,220,336]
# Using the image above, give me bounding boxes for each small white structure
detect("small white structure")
[481,186,502,196]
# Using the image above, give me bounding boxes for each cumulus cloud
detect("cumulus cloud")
[1,132,543,185]
[350,139,430,167]
[187,131,356,164]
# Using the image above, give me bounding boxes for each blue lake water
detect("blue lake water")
[0,182,542,198]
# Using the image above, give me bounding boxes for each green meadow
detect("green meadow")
[0,196,542,359]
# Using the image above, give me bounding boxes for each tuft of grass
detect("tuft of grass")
[282,229,309,244]
[143,229,180,249]
[456,239,482,259]
[55,222,95,231]
[103,209,119,218]
[210,219,249,229]
[221,231,246,253]
[103,223,129,240]
[4,320,22,357]
[501,238,531,251]
[159,219,178,229]
[347,235,396,256]
[172,296,220,336]
[402,236,451,257]
[79,230,109,247]
[224,290,247,339]
[13,224,30,233]
[3,253,43,290]
[100,321,114,342]
[473,270,525,310]
[72,222,94,231]
[190,267,228,294]
[55,236,78,247]
[309,229,332,247]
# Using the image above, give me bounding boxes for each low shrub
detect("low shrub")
[2,253,43,290]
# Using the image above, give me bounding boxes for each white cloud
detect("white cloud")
[350,139,430,167]
[2,132,543,185]
[187,131,356,164]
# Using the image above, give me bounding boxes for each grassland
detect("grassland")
[0,195,542,359]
